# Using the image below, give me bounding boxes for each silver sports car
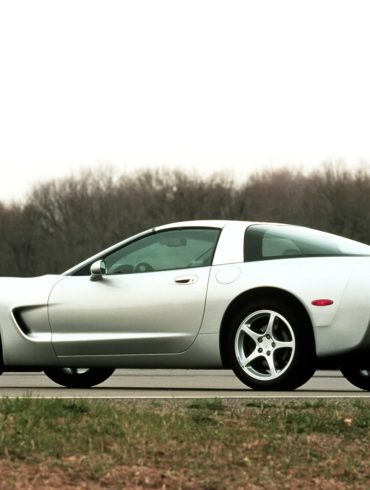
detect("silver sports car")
[1,220,370,391]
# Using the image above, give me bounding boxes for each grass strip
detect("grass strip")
[0,398,369,489]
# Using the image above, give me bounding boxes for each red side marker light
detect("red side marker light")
[311,299,334,306]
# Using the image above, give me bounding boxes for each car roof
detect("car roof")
[155,220,255,230]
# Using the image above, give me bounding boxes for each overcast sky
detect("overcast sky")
[1,0,370,202]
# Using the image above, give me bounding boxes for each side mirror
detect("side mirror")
[90,260,107,281]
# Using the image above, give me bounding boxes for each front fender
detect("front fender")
[0,275,63,366]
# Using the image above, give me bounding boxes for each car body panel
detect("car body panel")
[201,257,370,356]
[48,267,211,356]
[212,222,245,265]
[0,275,62,365]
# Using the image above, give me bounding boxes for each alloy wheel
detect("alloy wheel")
[234,309,296,381]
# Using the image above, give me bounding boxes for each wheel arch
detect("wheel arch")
[219,286,316,368]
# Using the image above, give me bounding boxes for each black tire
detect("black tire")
[44,367,114,388]
[340,364,370,391]
[226,299,316,390]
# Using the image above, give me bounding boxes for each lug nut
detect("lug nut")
[258,348,263,353]
[272,342,276,348]
[266,334,271,339]
[267,351,271,356]
[258,338,262,343]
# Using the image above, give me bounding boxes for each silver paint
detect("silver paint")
[48,267,211,356]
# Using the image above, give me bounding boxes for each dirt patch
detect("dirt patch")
[0,460,205,490]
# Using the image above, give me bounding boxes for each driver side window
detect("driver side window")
[104,228,220,274]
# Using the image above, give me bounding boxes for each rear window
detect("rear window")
[244,225,370,262]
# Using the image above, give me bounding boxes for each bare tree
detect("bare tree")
[1,164,370,276]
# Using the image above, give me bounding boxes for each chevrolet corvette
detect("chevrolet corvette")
[1,220,370,391]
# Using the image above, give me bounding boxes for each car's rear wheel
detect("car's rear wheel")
[227,300,316,390]
[44,367,114,388]
[340,364,370,391]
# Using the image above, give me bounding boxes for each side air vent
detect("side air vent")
[12,307,33,335]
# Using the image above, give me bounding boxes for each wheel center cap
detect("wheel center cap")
[261,337,273,350]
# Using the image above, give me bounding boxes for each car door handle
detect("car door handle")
[174,275,198,285]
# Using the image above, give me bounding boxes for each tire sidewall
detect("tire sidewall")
[340,365,370,391]
[44,367,114,388]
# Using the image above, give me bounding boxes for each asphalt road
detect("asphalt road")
[0,369,369,399]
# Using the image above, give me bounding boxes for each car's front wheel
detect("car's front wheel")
[227,300,316,390]
[44,367,115,388]
[340,364,370,391]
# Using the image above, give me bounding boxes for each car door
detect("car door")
[48,227,221,356]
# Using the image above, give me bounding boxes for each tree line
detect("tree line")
[0,165,369,276]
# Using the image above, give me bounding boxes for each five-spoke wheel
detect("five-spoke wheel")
[234,310,296,382]
[227,299,316,390]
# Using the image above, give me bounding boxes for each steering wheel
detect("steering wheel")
[134,262,155,272]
